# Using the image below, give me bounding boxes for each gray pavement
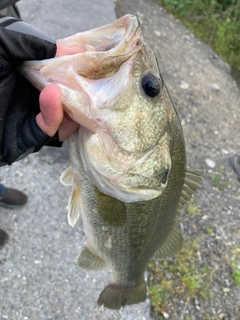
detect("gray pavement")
[0,1,151,319]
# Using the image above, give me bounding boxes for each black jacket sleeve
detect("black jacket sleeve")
[0,16,62,166]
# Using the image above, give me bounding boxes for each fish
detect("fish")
[21,14,201,310]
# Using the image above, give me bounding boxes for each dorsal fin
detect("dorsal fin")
[60,167,74,186]
[178,169,202,213]
[154,224,183,260]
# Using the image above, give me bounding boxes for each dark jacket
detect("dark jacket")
[0,0,19,11]
[0,15,62,166]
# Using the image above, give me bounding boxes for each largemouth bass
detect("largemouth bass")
[21,15,201,310]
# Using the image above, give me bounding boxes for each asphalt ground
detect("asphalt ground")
[0,1,150,319]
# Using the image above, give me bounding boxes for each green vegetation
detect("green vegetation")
[230,247,240,286]
[206,227,214,234]
[186,200,201,216]
[148,238,215,316]
[213,168,230,191]
[157,0,240,83]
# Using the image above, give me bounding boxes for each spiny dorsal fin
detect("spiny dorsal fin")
[154,224,183,260]
[78,246,106,271]
[178,169,202,212]
[60,167,74,186]
[68,184,81,227]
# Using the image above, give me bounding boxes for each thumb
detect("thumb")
[36,84,63,137]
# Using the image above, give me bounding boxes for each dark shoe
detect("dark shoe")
[0,229,9,249]
[229,154,240,182]
[0,188,28,209]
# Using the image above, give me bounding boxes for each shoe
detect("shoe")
[0,188,28,209]
[229,154,240,182]
[0,229,9,249]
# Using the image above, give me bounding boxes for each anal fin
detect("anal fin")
[154,224,183,260]
[78,246,106,271]
[97,279,147,310]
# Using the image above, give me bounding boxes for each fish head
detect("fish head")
[21,15,182,203]
[79,41,175,203]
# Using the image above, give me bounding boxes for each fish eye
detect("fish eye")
[141,74,160,98]
[160,168,169,185]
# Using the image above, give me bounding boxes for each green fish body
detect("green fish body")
[22,14,201,310]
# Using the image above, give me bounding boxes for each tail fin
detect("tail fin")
[97,281,147,310]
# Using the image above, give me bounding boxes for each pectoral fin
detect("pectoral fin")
[154,224,183,260]
[68,184,81,227]
[78,246,106,271]
[60,167,74,186]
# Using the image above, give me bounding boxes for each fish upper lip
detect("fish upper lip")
[56,14,142,60]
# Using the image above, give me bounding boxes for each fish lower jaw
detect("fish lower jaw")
[91,174,162,202]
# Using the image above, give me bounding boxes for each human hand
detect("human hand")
[0,17,79,165]
[36,43,80,142]
[37,84,79,142]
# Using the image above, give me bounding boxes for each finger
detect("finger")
[58,114,80,141]
[36,84,63,137]
[56,42,84,57]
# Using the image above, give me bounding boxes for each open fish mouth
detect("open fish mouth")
[21,14,143,80]
[57,14,142,66]
[21,14,143,133]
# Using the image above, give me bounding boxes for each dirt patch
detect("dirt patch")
[116,0,240,319]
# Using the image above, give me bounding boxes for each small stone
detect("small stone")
[137,11,144,17]
[205,158,216,168]
[162,312,169,319]
[218,313,227,319]
[180,81,189,89]
[223,288,230,293]
[222,149,229,155]
[154,30,161,37]
[184,35,191,41]
[210,83,220,91]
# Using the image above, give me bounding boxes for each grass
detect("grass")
[213,168,230,191]
[205,227,214,235]
[148,237,216,317]
[156,0,240,85]
[148,240,240,317]
[186,200,201,216]
[229,247,240,286]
